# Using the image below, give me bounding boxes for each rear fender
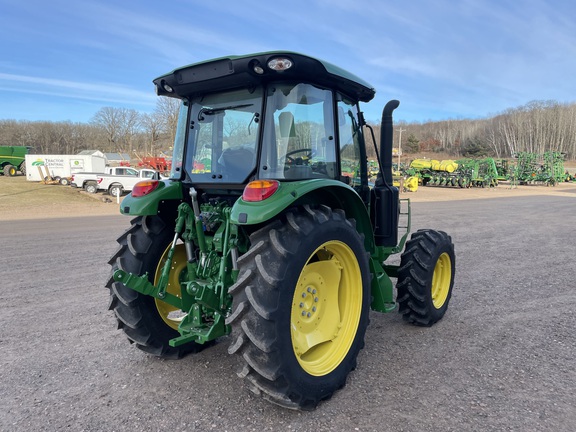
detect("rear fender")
[230,179,375,252]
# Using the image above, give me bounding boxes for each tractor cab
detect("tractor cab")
[150,52,400,246]
[157,52,374,200]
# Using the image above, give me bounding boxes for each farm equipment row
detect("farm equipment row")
[403,152,570,189]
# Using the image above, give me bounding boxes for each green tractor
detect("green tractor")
[108,52,455,410]
[0,145,30,176]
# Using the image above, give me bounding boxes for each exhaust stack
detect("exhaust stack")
[371,100,400,247]
[379,100,400,185]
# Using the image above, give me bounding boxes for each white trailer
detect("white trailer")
[25,154,107,182]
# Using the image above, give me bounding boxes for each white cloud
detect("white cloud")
[0,72,155,105]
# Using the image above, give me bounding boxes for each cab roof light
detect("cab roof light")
[132,180,160,197]
[267,57,293,71]
[251,60,265,74]
[242,180,279,202]
[158,79,173,93]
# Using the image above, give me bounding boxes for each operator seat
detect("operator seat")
[219,147,256,182]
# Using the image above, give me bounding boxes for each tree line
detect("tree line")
[0,97,180,158]
[1,98,574,161]
[395,100,576,160]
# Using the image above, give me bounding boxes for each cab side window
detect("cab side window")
[337,98,362,188]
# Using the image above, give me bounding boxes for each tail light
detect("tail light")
[242,180,279,202]
[132,180,160,197]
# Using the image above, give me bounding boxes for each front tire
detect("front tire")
[397,229,455,326]
[227,205,370,410]
[106,215,205,358]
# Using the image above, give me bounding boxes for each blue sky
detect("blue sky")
[1,0,575,124]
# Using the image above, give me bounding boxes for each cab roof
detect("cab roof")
[153,51,376,103]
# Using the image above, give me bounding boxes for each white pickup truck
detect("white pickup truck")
[71,166,141,193]
[97,168,162,196]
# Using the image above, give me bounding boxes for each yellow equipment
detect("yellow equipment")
[430,160,458,173]
[404,176,419,192]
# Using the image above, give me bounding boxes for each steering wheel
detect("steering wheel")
[285,148,313,164]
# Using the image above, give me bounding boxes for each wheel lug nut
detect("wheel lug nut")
[302,311,306,316]
[312,289,317,294]
[314,297,319,302]
[307,287,312,293]
[307,312,311,317]
[302,293,306,298]
[299,302,304,308]
[312,306,316,312]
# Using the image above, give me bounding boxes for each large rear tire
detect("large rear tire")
[106,215,206,359]
[227,205,370,410]
[397,229,455,326]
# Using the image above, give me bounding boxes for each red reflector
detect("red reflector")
[132,180,160,197]
[242,180,279,202]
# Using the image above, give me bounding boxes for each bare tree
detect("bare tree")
[141,112,163,156]
[119,108,142,154]
[91,107,124,152]
[155,97,181,146]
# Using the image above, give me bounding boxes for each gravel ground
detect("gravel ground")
[1,185,575,431]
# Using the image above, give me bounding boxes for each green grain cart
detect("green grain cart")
[0,146,29,176]
[108,52,456,410]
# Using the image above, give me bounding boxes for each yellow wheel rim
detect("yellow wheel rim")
[291,240,362,376]
[154,244,187,330]
[431,252,452,309]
